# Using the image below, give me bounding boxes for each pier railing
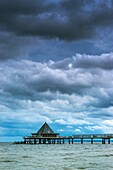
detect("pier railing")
[73,134,113,139]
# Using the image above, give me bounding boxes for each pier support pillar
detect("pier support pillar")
[72,138,73,144]
[39,139,41,144]
[63,139,65,144]
[69,139,70,144]
[24,139,26,144]
[81,138,83,144]
[91,138,93,144]
[102,138,105,144]
[108,138,110,144]
[43,139,46,144]
[34,138,36,144]
[49,139,51,144]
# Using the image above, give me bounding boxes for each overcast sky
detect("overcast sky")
[1,0,113,141]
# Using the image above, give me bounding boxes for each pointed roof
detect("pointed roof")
[37,122,54,134]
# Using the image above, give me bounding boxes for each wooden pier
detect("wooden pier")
[23,134,113,144]
[14,123,113,144]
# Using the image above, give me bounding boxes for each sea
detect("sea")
[0,142,113,170]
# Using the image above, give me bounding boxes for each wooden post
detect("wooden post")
[69,138,70,144]
[91,138,93,144]
[104,139,105,144]
[49,139,51,144]
[81,138,83,144]
[63,139,65,144]
[34,138,36,144]
[24,138,26,144]
[39,138,41,144]
[29,139,31,144]
[108,138,110,144]
[43,139,46,144]
[102,138,105,144]
[72,138,73,144]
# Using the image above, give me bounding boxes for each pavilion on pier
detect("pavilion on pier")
[31,122,59,138]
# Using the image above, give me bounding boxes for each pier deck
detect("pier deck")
[23,134,113,144]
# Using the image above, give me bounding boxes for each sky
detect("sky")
[0,0,113,142]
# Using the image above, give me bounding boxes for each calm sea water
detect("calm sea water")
[0,142,113,170]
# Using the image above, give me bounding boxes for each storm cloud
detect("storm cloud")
[0,0,113,60]
[1,0,113,141]
[0,0,113,40]
[1,53,113,107]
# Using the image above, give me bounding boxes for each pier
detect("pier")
[14,123,113,144]
[23,134,113,144]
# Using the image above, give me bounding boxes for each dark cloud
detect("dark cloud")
[0,32,32,60]
[51,53,113,70]
[0,0,53,16]
[73,53,113,69]
[0,0,113,40]
[1,53,113,106]
[0,34,100,61]
[0,0,113,60]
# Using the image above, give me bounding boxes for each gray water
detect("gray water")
[0,143,113,170]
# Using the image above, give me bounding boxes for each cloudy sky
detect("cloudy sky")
[1,0,113,141]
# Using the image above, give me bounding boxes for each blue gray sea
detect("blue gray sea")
[0,142,113,170]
